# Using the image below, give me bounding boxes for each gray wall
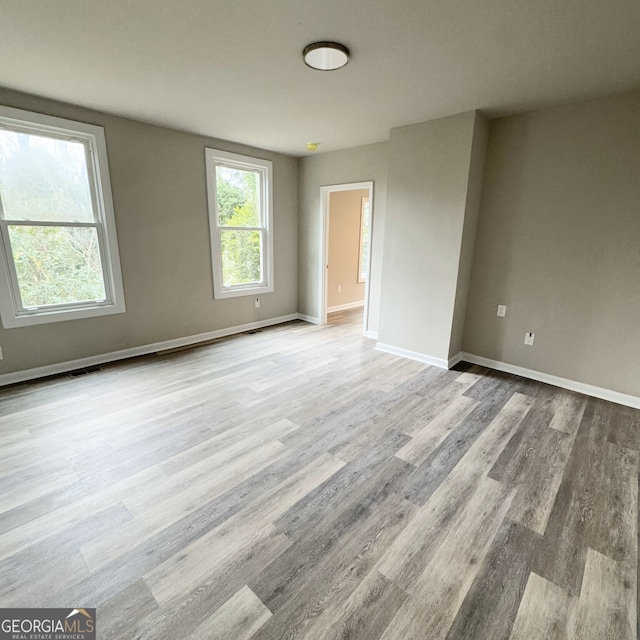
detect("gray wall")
[378,111,481,362]
[3,84,639,401]
[298,142,388,332]
[0,88,299,375]
[463,90,640,397]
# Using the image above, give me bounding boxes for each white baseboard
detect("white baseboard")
[297,314,320,325]
[8,319,635,410]
[327,301,365,313]
[0,313,300,387]
[375,342,449,369]
[448,352,463,368]
[461,352,640,410]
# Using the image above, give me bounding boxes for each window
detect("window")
[205,148,273,299]
[0,105,125,328]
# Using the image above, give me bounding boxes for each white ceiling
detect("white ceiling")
[1,0,639,157]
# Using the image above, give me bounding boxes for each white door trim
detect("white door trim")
[319,181,374,333]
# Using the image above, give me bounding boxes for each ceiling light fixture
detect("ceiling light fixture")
[303,42,350,71]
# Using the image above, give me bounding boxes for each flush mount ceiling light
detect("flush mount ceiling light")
[303,42,350,71]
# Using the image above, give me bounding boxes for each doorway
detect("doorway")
[319,181,374,333]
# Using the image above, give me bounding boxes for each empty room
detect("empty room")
[0,1,639,639]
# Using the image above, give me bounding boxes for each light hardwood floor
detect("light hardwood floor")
[1,309,638,639]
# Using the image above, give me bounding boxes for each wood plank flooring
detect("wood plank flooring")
[0,308,638,639]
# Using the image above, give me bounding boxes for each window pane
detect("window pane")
[8,225,106,307]
[0,130,94,222]
[215,166,260,227]
[220,229,262,286]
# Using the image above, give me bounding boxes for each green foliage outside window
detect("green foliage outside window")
[0,131,106,307]
[8,225,105,307]
[216,167,262,286]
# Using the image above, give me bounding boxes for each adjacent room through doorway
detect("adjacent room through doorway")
[320,182,373,332]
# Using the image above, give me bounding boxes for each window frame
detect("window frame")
[0,105,125,328]
[205,148,274,300]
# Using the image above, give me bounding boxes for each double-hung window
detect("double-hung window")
[205,148,274,299]
[0,105,125,328]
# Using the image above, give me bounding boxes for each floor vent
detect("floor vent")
[70,365,102,377]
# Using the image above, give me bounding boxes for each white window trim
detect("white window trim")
[0,105,126,328]
[205,148,274,300]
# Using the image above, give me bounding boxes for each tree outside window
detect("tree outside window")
[0,105,125,328]
[205,149,273,299]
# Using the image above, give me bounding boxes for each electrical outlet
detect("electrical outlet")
[497,304,507,317]
[0,346,3,360]
[524,332,535,346]
[338,285,342,292]
[255,298,260,309]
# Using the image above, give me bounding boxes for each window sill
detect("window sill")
[0,301,126,328]
[213,283,274,300]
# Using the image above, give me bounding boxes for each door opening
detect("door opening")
[319,181,374,334]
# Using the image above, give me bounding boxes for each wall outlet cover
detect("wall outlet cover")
[524,332,535,346]
[497,304,507,317]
